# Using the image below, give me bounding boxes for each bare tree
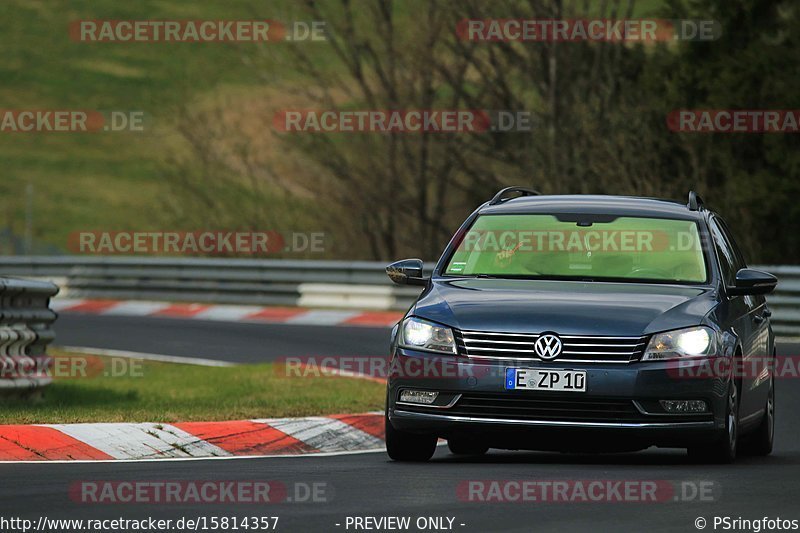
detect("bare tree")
[160,0,798,262]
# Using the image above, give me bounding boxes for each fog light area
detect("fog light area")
[660,400,708,413]
[399,390,439,405]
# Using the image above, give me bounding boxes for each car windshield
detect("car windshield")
[445,214,707,283]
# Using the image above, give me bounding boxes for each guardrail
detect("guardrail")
[0,256,424,310]
[0,277,58,392]
[756,265,800,337]
[0,257,797,336]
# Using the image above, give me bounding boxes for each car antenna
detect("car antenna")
[687,190,704,211]
[488,186,541,206]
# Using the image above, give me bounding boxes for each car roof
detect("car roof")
[478,194,706,220]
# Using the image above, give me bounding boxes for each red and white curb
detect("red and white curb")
[51,299,403,328]
[0,413,384,462]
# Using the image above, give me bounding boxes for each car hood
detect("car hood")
[413,279,717,337]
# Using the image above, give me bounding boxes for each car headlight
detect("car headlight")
[400,317,456,354]
[642,326,718,361]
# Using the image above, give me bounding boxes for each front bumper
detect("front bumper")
[387,348,729,450]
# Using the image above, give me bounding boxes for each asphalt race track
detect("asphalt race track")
[55,314,390,363]
[10,313,799,532]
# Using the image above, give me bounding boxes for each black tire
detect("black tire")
[447,438,489,456]
[687,382,739,464]
[742,376,774,456]
[385,413,437,462]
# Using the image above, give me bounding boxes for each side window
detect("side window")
[709,218,737,287]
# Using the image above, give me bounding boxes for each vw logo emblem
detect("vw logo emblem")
[534,334,563,360]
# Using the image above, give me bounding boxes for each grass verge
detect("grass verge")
[0,349,385,424]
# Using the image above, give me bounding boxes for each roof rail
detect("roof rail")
[687,190,704,211]
[488,186,541,206]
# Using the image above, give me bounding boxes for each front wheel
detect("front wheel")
[687,382,739,464]
[742,376,774,456]
[385,413,437,462]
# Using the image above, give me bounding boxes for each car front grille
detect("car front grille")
[454,330,648,364]
[447,393,644,423]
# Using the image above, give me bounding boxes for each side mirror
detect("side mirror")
[386,259,428,286]
[727,268,778,296]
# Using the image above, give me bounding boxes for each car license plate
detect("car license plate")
[505,368,586,392]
